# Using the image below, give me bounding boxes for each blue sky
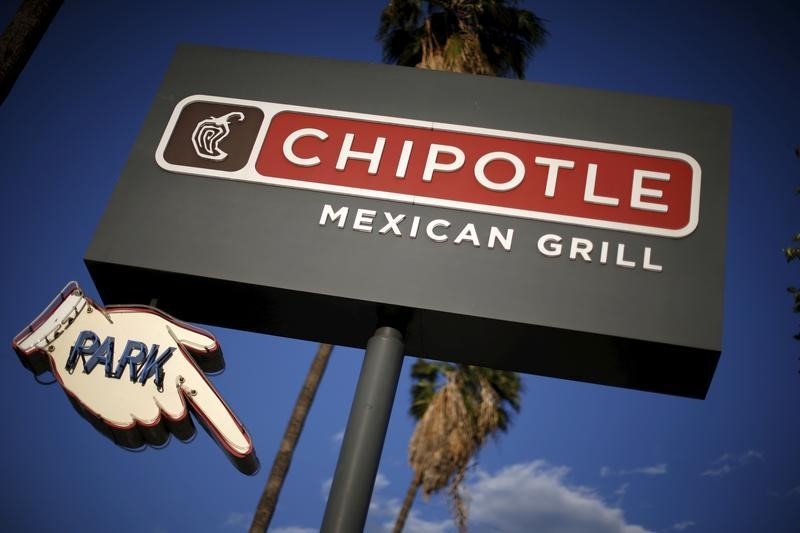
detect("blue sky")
[0,1,798,532]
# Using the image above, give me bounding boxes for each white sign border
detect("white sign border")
[155,94,702,238]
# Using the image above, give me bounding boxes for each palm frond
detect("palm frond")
[409,373,476,498]
[409,359,454,419]
[378,0,547,77]
[476,1,548,78]
[377,0,425,65]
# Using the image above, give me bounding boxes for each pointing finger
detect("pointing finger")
[164,320,224,374]
[168,347,259,475]
[14,283,258,475]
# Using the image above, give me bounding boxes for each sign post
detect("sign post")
[321,326,405,533]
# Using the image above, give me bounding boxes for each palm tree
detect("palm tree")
[393,360,521,533]
[249,343,333,533]
[0,0,63,105]
[786,146,800,342]
[380,3,544,530]
[378,0,547,78]
[252,4,545,530]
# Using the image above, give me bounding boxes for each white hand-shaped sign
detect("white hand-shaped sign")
[13,282,258,475]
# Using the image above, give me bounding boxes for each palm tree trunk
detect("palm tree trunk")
[0,0,63,105]
[449,465,468,533]
[249,343,333,533]
[393,472,422,533]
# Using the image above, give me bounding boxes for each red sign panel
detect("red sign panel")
[157,96,701,238]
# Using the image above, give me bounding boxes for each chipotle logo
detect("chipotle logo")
[157,95,701,238]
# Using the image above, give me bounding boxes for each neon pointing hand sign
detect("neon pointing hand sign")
[12,282,259,475]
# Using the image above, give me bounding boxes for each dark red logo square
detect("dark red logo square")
[162,101,263,172]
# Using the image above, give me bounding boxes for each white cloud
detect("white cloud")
[601,464,667,477]
[271,528,317,533]
[223,512,251,529]
[466,461,653,533]
[637,464,668,476]
[713,452,734,464]
[613,482,630,506]
[371,498,452,533]
[667,521,695,531]
[701,450,764,477]
[321,477,333,499]
[332,430,344,445]
[743,450,764,462]
[365,462,651,533]
[396,512,452,533]
[366,496,397,520]
[700,464,732,478]
[717,450,763,464]
[374,472,390,491]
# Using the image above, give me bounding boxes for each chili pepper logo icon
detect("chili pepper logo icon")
[191,111,245,161]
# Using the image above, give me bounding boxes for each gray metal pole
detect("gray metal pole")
[320,326,404,533]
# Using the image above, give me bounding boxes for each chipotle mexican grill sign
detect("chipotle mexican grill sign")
[157,96,699,242]
[85,46,731,398]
